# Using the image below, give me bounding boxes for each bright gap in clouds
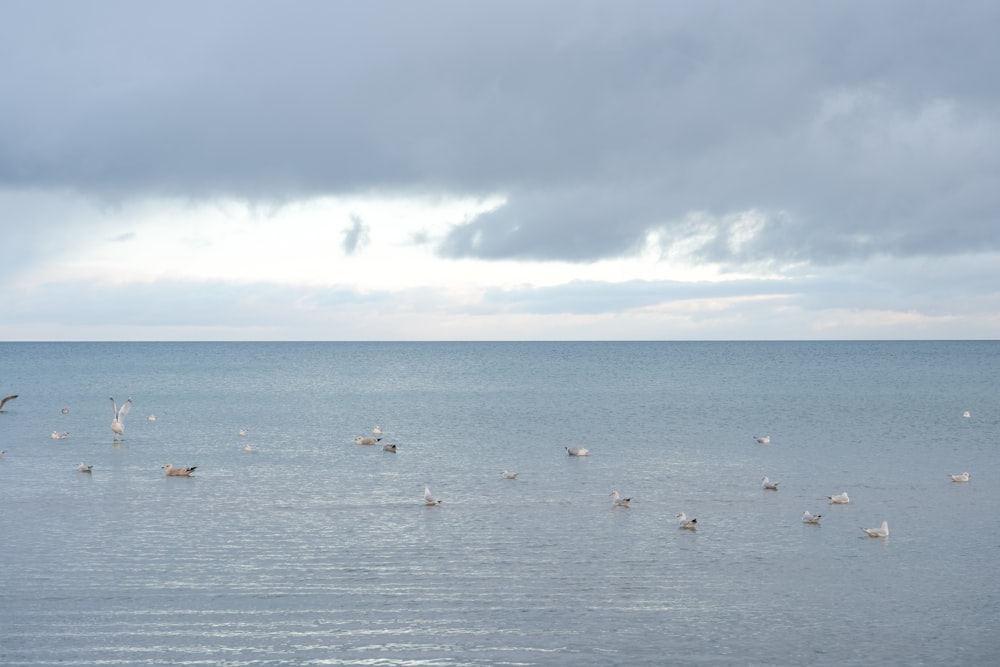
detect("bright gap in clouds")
[36,194,757,293]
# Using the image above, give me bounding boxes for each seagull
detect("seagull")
[950,472,970,482]
[862,520,889,538]
[148,414,156,422]
[828,492,850,504]
[50,431,70,440]
[962,410,971,418]
[382,443,397,453]
[762,476,779,491]
[373,425,382,435]
[423,486,441,505]
[243,444,257,452]
[753,435,770,444]
[0,394,18,411]
[565,446,589,457]
[238,428,249,436]
[77,462,93,473]
[677,512,698,530]
[500,470,518,479]
[356,436,381,445]
[110,397,132,441]
[610,490,631,507]
[0,450,6,457]
[802,511,822,524]
[61,407,70,414]
[162,464,197,477]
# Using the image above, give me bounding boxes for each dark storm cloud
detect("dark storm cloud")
[2,0,999,267]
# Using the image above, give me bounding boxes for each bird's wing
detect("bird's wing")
[118,398,132,420]
[0,394,17,409]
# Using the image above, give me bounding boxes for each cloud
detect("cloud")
[341,215,370,256]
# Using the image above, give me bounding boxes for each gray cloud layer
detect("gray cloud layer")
[2,0,998,271]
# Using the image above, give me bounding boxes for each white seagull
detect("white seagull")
[962,410,971,418]
[51,431,70,440]
[761,476,779,491]
[423,486,441,505]
[677,512,698,530]
[828,492,850,504]
[802,511,822,524]
[239,428,249,436]
[500,470,518,479]
[162,464,197,477]
[862,520,889,538]
[373,425,382,435]
[356,436,381,445]
[382,443,397,452]
[0,394,18,411]
[565,446,589,457]
[77,462,93,473]
[61,407,70,414]
[244,444,257,452]
[610,490,631,507]
[148,414,156,422]
[110,397,132,441]
[950,472,970,482]
[753,435,770,444]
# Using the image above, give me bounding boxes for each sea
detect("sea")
[0,341,997,666]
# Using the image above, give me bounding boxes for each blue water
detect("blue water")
[1,341,997,665]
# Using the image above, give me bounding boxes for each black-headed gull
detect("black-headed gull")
[383,443,397,453]
[762,476,779,491]
[423,486,441,505]
[802,511,822,524]
[0,394,17,411]
[610,490,631,507]
[753,435,770,444]
[677,512,697,530]
[565,446,589,457]
[373,425,382,435]
[950,472,970,482]
[862,520,889,538]
[500,470,518,479]
[109,397,131,441]
[356,436,381,445]
[828,492,850,504]
[162,464,197,477]
[51,431,69,440]
[77,462,93,473]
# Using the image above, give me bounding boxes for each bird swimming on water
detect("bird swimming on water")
[802,511,822,524]
[162,464,197,477]
[565,446,589,457]
[610,490,631,507]
[110,397,132,442]
[862,520,889,538]
[424,486,441,505]
[762,476,779,491]
[677,512,697,530]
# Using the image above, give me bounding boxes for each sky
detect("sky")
[2,0,999,341]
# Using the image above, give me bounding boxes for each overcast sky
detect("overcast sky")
[2,0,998,340]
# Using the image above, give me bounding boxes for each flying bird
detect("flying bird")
[828,492,850,504]
[761,476,779,491]
[565,446,589,457]
[109,397,132,441]
[51,431,70,440]
[950,472,970,482]
[610,490,631,508]
[677,512,698,530]
[802,511,822,524]
[423,486,441,505]
[0,394,18,411]
[753,435,770,444]
[500,470,518,479]
[862,520,889,538]
[77,462,93,473]
[162,464,197,477]
[356,436,381,445]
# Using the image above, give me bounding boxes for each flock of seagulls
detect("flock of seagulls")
[2,396,977,536]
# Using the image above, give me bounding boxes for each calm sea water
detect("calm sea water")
[1,341,997,666]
